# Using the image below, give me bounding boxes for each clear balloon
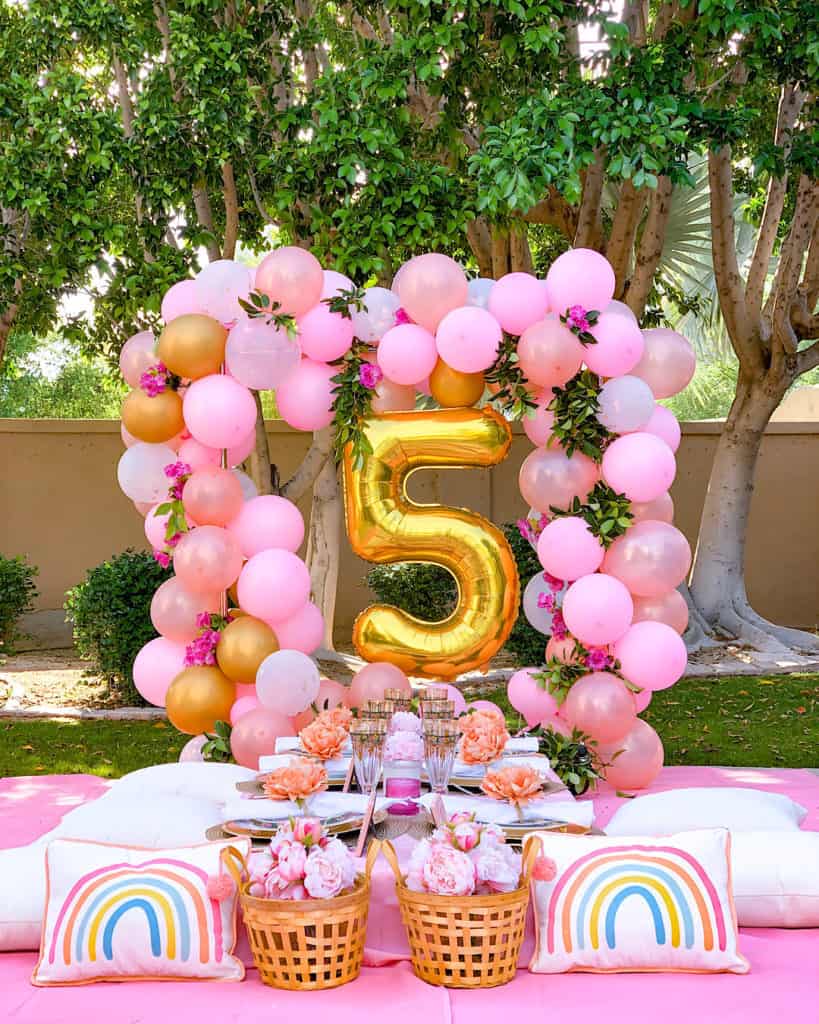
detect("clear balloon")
[537,517,605,581]
[298,302,354,362]
[183,375,257,449]
[377,323,438,386]
[643,403,681,452]
[132,637,187,707]
[517,316,584,390]
[562,672,636,744]
[228,494,305,558]
[254,246,324,317]
[631,590,689,635]
[396,253,468,333]
[237,548,311,623]
[601,432,676,503]
[598,719,664,791]
[488,272,550,336]
[161,279,201,323]
[466,277,495,310]
[508,667,559,728]
[347,662,411,707]
[632,328,696,399]
[271,601,324,654]
[596,375,655,433]
[225,318,301,391]
[518,446,599,513]
[150,577,221,643]
[196,259,252,324]
[351,287,400,343]
[523,393,556,447]
[230,707,295,769]
[275,358,336,431]
[585,312,644,378]
[182,466,244,527]
[117,443,177,503]
[613,620,687,691]
[435,306,501,374]
[602,520,692,597]
[522,573,566,635]
[172,525,244,594]
[545,248,615,315]
[119,331,156,388]
[562,573,634,646]
[256,649,320,716]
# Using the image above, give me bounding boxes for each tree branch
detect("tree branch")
[800,218,819,312]
[797,339,819,375]
[193,182,222,261]
[221,162,239,260]
[771,174,819,357]
[573,152,605,249]
[509,223,533,273]
[605,180,646,296]
[466,218,493,277]
[279,426,333,502]
[622,0,648,45]
[247,161,276,225]
[522,189,576,238]
[624,175,673,317]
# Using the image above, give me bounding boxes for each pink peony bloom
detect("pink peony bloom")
[389,710,422,735]
[292,817,323,846]
[304,848,346,899]
[383,729,424,762]
[276,839,308,882]
[358,362,383,389]
[475,844,522,894]
[320,837,356,890]
[451,821,482,853]
[421,842,476,897]
[449,811,476,826]
[267,820,294,857]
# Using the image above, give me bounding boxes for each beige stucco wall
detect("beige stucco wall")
[1,417,817,645]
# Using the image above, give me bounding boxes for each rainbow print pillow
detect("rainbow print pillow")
[32,837,249,986]
[529,829,749,975]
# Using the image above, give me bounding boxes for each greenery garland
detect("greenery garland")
[547,368,613,460]
[485,334,539,420]
[549,481,634,547]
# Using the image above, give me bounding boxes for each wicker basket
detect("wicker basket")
[222,840,380,991]
[382,836,540,989]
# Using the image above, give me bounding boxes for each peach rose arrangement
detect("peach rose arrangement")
[263,757,328,811]
[481,764,545,820]
[457,709,510,765]
[406,812,522,897]
[299,706,352,760]
[246,817,357,900]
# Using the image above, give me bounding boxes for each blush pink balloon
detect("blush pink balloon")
[121,424,139,448]
[545,636,581,663]
[517,316,585,390]
[465,700,505,720]
[183,375,257,450]
[377,324,438,386]
[230,707,296,769]
[298,303,355,362]
[602,520,692,597]
[254,246,324,317]
[161,279,201,323]
[435,306,501,373]
[508,668,559,728]
[630,491,674,524]
[321,270,354,298]
[585,312,644,377]
[119,331,156,388]
[634,689,653,714]
[133,500,153,517]
[605,299,638,323]
[370,378,417,413]
[230,695,261,726]
[632,328,696,399]
[293,678,348,730]
[234,682,257,701]
[227,429,256,467]
[132,637,187,707]
[196,260,253,324]
[182,466,244,527]
[227,495,305,557]
[150,577,221,643]
[562,672,635,744]
[613,621,687,691]
[172,525,244,594]
[225,318,300,391]
[441,684,468,716]
[631,590,689,635]
[275,358,336,431]
[602,432,676,503]
[257,649,320,715]
[562,573,634,646]
[643,404,681,452]
[145,504,171,549]
[237,549,310,623]
[519,447,599,513]
[598,719,664,791]
[347,662,411,707]
[537,516,605,581]
[540,712,573,737]
[396,253,468,333]
[271,601,324,654]
[177,437,221,472]
[488,273,549,336]
[523,393,556,446]
[545,248,615,315]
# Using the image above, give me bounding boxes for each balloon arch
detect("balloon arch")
[117,245,695,790]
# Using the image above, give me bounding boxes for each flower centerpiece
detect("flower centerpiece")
[262,757,328,813]
[246,817,357,901]
[299,707,352,761]
[480,764,545,821]
[457,708,510,766]
[383,726,424,802]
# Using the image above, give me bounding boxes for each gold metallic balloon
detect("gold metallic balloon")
[429,359,485,408]
[216,615,279,683]
[342,409,519,679]
[157,314,227,380]
[121,388,185,444]
[165,666,236,735]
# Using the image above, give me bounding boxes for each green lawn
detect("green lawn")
[0,674,817,779]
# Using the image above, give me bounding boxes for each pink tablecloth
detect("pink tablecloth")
[1,768,818,1023]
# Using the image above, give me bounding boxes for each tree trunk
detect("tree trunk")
[247,392,273,495]
[305,456,342,650]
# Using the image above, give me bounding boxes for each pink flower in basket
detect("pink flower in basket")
[422,844,476,897]
[475,845,521,894]
[451,821,482,853]
[276,839,308,882]
[389,710,422,734]
[304,848,347,899]
[292,817,323,846]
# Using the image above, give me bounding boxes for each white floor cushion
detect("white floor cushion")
[731,831,819,927]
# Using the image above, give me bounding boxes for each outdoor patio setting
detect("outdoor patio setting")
[1,1,818,1022]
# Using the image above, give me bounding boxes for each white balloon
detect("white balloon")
[179,735,207,762]
[232,468,258,502]
[351,287,400,344]
[195,259,252,325]
[117,443,177,503]
[256,649,320,716]
[522,572,567,636]
[597,375,656,433]
[466,278,495,310]
[321,270,354,299]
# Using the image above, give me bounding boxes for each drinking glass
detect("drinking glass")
[350,720,385,795]
[420,699,455,721]
[423,720,459,795]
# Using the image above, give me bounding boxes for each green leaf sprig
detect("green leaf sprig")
[202,720,233,763]
[322,285,367,320]
[547,369,614,461]
[532,658,589,706]
[485,334,538,420]
[549,481,634,547]
[330,341,377,470]
[238,291,298,339]
[534,726,604,796]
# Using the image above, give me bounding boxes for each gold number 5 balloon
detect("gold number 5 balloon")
[342,409,520,679]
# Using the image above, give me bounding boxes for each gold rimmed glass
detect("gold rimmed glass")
[420,699,455,721]
[350,720,386,795]
[423,719,459,795]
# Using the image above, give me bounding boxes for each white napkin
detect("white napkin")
[259,753,350,777]
[222,791,386,822]
[419,793,594,829]
[504,737,539,753]
[452,751,552,779]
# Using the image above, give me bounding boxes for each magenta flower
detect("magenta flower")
[537,592,556,612]
[153,549,170,569]
[139,362,170,397]
[542,571,564,593]
[394,307,411,325]
[359,362,383,389]
[566,305,591,334]
[585,647,612,671]
[516,518,534,544]
[551,610,568,641]
[164,461,192,480]
[196,612,213,630]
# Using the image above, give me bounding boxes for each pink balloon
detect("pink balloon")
[598,719,664,791]
[177,437,221,472]
[254,246,324,317]
[144,504,175,550]
[370,378,417,413]
[227,429,256,467]
[196,260,252,324]
[225,318,300,390]
[119,331,156,388]
[321,270,354,299]
[352,287,401,343]
[121,423,139,448]
[508,668,559,728]
[630,491,674,524]
[523,393,556,446]
[227,495,305,558]
[182,466,243,527]
[377,323,438,386]
[161,279,201,323]
[517,316,584,390]
[632,328,696,399]
[183,375,257,450]
[602,520,691,597]
[539,712,573,737]
[585,312,644,377]
[230,707,296,769]
[465,700,506,721]
[631,590,689,635]
[132,637,187,707]
[237,549,310,623]
[602,432,676,503]
[562,573,634,646]
[537,517,605,581]
[605,299,638,323]
[271,601,324,654]
[297,303,354,362]
[150,577,221,643]
[562,672,635,744]
[634,689,653,714]
[519,447,599,513]
[293,678,349,730]
[178,735,207,762]
[257,649,320,715]
[275,358,336,431]
[396,253,468,333]
[643,403,681,452]
[613,621,687,691]
[230,695,261,725]
[596,375,655,433]
[545,636,581,664]
[347,662,411,707]
[488,273,549,336]
[133,500,153,517]
[172,525,244,595]
[441,684,468,716]
[545,248,615,315]
[435,306,501,373]
[234,682,257,700]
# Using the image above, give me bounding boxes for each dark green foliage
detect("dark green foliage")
[202,721,233,763]
[534,727,603,797]
[0,555,39,652]
[501,522,546,666]
[366,563,458,623]
[64,550,172,705]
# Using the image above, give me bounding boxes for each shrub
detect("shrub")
[65,550,172,704]
[501,522,547,666]
[0,555,39,652]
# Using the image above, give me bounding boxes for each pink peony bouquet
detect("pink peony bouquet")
[389,710,422,735]
[384,728,424,762]
[246,817,357,900]
[406,811,522,897]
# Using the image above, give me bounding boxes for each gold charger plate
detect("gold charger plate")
[215,812,365,842]
[483,819,594,842]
